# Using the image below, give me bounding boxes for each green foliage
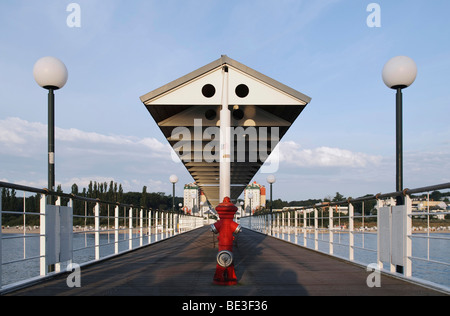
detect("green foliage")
[1,181,184,227]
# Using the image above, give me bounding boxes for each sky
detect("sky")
[0,0,449,202]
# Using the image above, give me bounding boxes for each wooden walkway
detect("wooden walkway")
[7,226,446,296]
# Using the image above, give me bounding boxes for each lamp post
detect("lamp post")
[382,56,417,205]
[200,201,205,219]
[33,57,68,204]
[267,175,276,213]
[169,175,178,213]
[191,192,197,215]
[248,192,253,229]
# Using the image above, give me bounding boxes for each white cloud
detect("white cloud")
[0,117,178,192]
[277,140,382,168]
[0,117,171,159]
[1,117,448,199]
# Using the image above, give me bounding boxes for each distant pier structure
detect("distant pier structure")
[140,55,311,208]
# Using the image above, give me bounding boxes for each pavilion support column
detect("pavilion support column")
[220,65,230,202]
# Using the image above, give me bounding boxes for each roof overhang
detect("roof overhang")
[140,55,311,207]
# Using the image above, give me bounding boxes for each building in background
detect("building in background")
[183,183,211,216]
[244,181,266,215]
[183,183,199,215]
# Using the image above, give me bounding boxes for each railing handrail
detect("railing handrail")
[1,180,206,292]
[0,180,182,213]
[240,182,450,294]
[263,182,450,211]
[3,180,449,213]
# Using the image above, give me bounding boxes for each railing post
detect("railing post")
[39,194,47,276]
[68,198,74,269]
[114,205,119,255]
[160,212,164,238]
[273,214,276,237]
[162,212,165,238]
[376,198,384,271]
[140,208,143,247]
[174,213,177,235]
[349,202,354,261]
[165,212,169,238]
[54,197,62,273]
[277,213,280,238]
[404,194,412,277]
[94,201,100,261]
[155,212,159,242]
[162,212,169,239]
[182,215,185,233]
[174,213,178,235]
[148,211,152,243]
[329,206,334,255]
[260,215,263,233]
[287,212,291,242]
[179,215,183,233]
[268,214,272,236]
[128,207,133,250]
[294,210,298,245]
[303,211,307,247]
[314,208,318,250]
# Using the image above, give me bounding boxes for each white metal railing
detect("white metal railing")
[240,183,450,294]
[0,181,204,293]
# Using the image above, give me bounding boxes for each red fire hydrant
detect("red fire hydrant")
[210,197,241,285]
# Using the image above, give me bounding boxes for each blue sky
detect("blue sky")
[0,0,449,201]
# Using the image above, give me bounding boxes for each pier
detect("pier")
[2,56,449,299]
[6,226,446,296]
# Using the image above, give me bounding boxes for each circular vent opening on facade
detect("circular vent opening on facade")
[202,84,216,98]
[205,109,217,120]
[235,84,249,98]
[232,109,244,120]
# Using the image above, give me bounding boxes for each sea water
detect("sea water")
[1,232,162,286]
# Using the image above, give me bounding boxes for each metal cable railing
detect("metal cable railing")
[0,181,204,292]
[240,183,450,293]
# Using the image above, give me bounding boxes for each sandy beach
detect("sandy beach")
[1,226,150,235]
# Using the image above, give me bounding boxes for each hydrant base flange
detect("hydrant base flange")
[213,265,238,286]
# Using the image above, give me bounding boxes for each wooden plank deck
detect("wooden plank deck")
[6,226,446,296]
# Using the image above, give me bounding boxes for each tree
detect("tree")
[107,181,114,202]
[87,181,93,198]
[332,192,345,202]
[430,191,442,201]
[118,184,123,203]
[71,183,79,195]
[141,186,148,208]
